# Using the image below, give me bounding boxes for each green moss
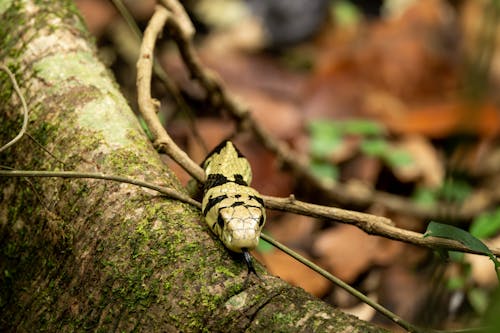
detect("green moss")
[0,0,14,15]
[0,1,26,61]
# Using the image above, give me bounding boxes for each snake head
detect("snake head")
[219,204,266,253]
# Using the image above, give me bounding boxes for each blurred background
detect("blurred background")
[75,0,500,331]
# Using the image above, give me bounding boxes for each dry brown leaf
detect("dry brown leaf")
[313,225,402,283]
[235,88,303,140]
[264,214,317,247]
[257,249,330,297]
[378,265,430,324]
[392,135,444,187]
[384,101,500,138]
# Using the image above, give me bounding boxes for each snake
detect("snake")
[201,141,266,274]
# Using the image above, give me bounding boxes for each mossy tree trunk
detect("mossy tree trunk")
[0,1,387,332]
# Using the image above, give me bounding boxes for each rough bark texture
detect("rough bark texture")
[0,1,388,332]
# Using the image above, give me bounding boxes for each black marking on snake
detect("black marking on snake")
[204,173,229,190]
[203,194,228,216]
[233,174,247,186]
[249,195,264,206]
[230,201,246,207]
[217,215,225,230]
[205,173,248,190]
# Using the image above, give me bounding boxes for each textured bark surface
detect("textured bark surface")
[0,1,388,332]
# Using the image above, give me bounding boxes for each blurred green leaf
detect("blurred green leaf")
[440,178,472,203]
[331,0,361,27]
[308,119,384,137]
[447,275,466,290]
[470,208,500,239]
[412,187,438,206]
[468,288,489,315]
[310,161,338,183]
[343,119,384,136]
[310,135,342,158]
[360,138,388,156]
[308,120,340,137]
[384,149,413,168]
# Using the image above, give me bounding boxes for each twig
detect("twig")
[136,5,204,182]
[0,170,200,208]
[0,64,28,153]
[262,195,500,257]
[159,0,194,38]
[110,0,207,153]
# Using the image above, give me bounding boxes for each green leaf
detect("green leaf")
[308,119,384,137]
[331,0,361,27]
[360,138,388,157]
[447,275,466,290]
[424,222,500,281]
[439,179,472,203]
[412,187,437,206]
[384,149,413,168]
[343,119,384,136]
[308,120,340,137]
[309,135,342,158]
[470,208,500,239]
[310,161,338,183]
[468,288,489,315]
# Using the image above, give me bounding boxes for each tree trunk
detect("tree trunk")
[0,1,387,332]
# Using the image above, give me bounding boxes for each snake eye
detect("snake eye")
[217,215,225,229]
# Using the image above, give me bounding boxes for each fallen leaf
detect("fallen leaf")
[392,135,444,187]
[264,214,317,248]
[313,224,402,283]
[257,249,331,297]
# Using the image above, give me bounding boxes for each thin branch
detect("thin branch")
[262,195,500,257]
[110,0,208,153]
[0,170,200,208]
[136,5,204,182]
[158,0,194,38]
[0,64,29,153]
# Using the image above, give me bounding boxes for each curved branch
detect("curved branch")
[0,64,28,153]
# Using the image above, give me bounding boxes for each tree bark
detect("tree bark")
[0,1,387,332]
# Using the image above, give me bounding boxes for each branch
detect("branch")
[0,64,28,153]
[136,5,204,182]
[0,170,200,207]
[262,195,500,257]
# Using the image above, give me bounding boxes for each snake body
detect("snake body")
[201,141,266,273]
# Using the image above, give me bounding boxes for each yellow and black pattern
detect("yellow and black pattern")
[202,141,266,273]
